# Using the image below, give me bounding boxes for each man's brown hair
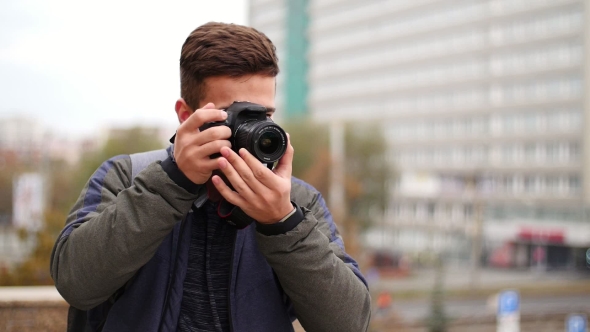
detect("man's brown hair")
[180,22,279,110]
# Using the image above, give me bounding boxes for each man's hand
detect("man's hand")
[211,136,294,224]
[173,103,231,185]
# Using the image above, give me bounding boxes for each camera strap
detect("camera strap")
[217,198,257,229]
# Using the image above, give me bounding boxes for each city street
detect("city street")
[392,294,590,322]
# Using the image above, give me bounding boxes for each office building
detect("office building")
[250,0,590,269]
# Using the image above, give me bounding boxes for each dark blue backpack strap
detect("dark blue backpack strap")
[130,149,169,184]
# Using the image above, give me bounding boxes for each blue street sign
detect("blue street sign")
[498,290,519,316]
[567,314,587,332]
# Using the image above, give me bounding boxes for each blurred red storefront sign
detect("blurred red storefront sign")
[517,228,565,244]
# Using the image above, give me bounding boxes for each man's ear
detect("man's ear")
[175,99,193,124]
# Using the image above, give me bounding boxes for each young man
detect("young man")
[50,22,371,332]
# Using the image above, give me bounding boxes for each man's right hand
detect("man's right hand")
[173,103,231,185]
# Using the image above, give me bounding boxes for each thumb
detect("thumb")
[274,133,293,178]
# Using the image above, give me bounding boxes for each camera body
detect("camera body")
[200,101,287,165]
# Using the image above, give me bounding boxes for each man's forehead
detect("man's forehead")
[200,75,276,109]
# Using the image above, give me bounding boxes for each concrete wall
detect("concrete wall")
[0,301,68,332]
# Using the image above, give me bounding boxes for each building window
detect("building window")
[503,176,514,194]
[524,144,536,162]
[502,145,514,162]
[523,113,537,131]
[524,176,536,193]
[569,142,580,162]
[464,204,474,221]
[545,142,560,163]
[427,203,435,220]
[569,175,581,194]
[546,176,559,194]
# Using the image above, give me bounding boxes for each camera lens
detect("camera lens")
[235,120,287,163]
[258,131,281,155]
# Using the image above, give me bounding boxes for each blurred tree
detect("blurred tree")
[0,209,66,286]
[282,119,330,194]
[0,156,76,286]
[0,151,37,217]
[344,122,391,229]
[73,126,166,194]
[0,126,165,286]
[284,120,392,226]
[283,119,393,258]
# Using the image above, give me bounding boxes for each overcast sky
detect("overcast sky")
[0,0,248,138]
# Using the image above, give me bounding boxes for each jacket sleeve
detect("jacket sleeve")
[50,155,205,310]
[254,179,371,332]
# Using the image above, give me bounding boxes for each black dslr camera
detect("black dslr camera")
[200,101,288,167]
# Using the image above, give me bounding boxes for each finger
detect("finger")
[217,154,256,198]
[211,175,246,207]
[198,140,232,158]
[219,147,269,195]
[181,105,227,131]
[185,151,220,170]
[219,147,268,194]
[194,125,232,146]
[238,148,279,189]
[273,133,293,178]
[202,102,216,109]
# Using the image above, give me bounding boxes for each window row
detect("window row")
[312,0,426,25]
[393,142,582,166]
[488,204,587,223]
[478,174,581,195]
[490,78,582,104]
[490,9,582,45]
[386,109,582,141]
[501,142,580,163]
[314,76,581,110]
[490,0,577,15]
[313,41,582,90]
[500,109,581,134]
[312,6,582,57]
[390,198,586,224]
[311,0,485,37]
[313,88,487,113]
[312,59,486,99]
[311,29,485,73]
[490,42,582,75]
[388,201,474,224]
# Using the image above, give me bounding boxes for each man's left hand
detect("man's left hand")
[211,135,294,224]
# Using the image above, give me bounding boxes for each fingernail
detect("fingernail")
[218,158,227,169]
[212,176,220,184]
[220,147,230,157]
[220,110,227,119]
[239,148,247,157]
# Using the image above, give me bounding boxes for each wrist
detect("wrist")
[277,206,297,223]
[256,203,304,236]
[161,157,202,194]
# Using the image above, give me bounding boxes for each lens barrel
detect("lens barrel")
[234,121,287,163]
